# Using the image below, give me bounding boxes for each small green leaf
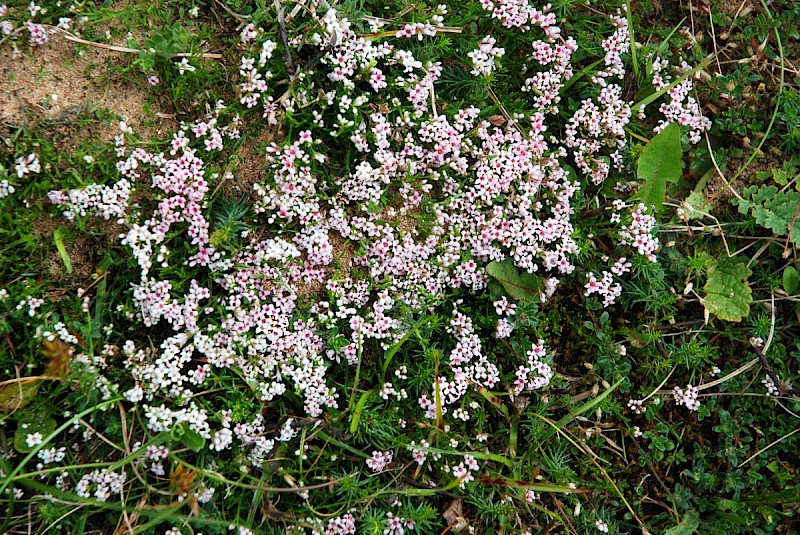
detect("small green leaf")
[665,511,700,535]
[630,122,683,211]
[180,425,206,452]
[682,191,711,220]
[784,266,799,295]
[0,380,40,412]
[14,417,57,453]
[703,257,753,322]
[350,390,372,435]
[486,258,541,302]
[54,228,73,275]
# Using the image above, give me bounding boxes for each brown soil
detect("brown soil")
[703,149,786,212]
[0,33,176,143]
[223,119,285,198]
[31,212,103,290]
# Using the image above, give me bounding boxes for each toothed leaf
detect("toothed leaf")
[703,257,753,322]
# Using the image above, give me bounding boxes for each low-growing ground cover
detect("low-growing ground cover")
[0,0,798,533]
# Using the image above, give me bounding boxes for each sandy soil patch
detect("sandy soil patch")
[0,33,176,142]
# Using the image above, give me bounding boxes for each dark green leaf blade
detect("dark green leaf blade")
[784,266,799,295]
[486,258,541,302]
[631,122,683,211]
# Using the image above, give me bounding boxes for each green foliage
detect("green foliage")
[703,256,753,322]
[777,88,800,152]
[665,511,700,535]
[486,258,541,302]
[733,186,800,248]
[210,196,251,249]
[1,0,799,533]
[783,265,799,295]
[144,24,194,60]
[631,122,683,211]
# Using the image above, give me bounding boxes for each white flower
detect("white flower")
[0,180,15,198]
[176,57,196,74]
[15,153,41,177]
[26,432,44,448]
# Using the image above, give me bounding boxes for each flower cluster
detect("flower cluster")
[763,374,780,396]
[618,203,659,261]
[16,295,44,317]
[626,396,659,415]
[15,153,41,178]
[36,446,66,466]
[650,57,712,143]
[450,454,481,488]
[384,512,415,535]
[672,384,700,411]
[480,0,557,33]
[366,450,394,473]
[48,179,131,221]
[75,469,127,502]
[0,2,85,46]
[563,14,630,184]
[493,296,517,338]
[324,513,357,535]
[397,22,438,40]
[36,3,715,526]
[512,339,554,394]
[468,35,505,76]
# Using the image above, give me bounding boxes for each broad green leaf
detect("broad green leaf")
[0,380,40,412]
[784,266,799,295]
[486,258,541,302]
[703,257,753,322]
[179,426,206,452]
[625,328,654,348]
[733,186,800,247]
[14,417,57,453]
[665,511,700,535]
[630,122,683,211]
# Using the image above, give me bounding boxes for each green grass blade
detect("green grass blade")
[53,228,73,274]
[539,377,624,443]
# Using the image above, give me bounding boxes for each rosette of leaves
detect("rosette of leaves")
[210,196,251,249]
